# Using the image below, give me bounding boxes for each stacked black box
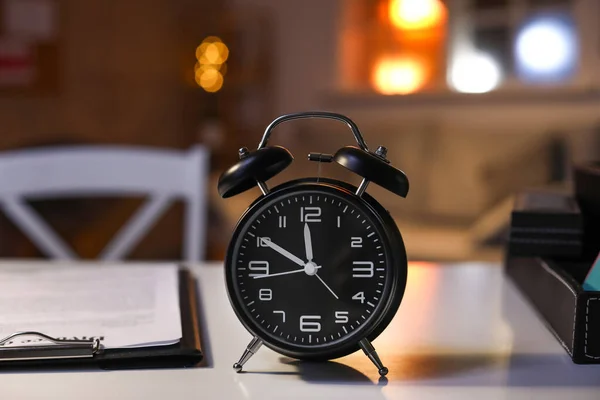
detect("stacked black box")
[508,191,583,257]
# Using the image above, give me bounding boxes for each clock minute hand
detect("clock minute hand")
[303,223,313,262]
[262,238,305,267]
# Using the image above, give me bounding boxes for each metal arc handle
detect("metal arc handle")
[258,111,369,151]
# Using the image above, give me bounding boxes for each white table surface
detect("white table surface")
[1,261,600,399]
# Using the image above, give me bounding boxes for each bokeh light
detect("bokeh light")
[372,56,427,95]
[449,52,502,94]
[388,0,446,31]
[195,36,228,92]
[195,68,224,93]
[515,15,577,82]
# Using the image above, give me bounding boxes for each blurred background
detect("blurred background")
[0,0,599,263]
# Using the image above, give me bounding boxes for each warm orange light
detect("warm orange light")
[195,66,224,92]
[372,56,427,95]
[196,40,229,65]
[195,36,228,93]
[195,61,227,75]
[389,0,446,31]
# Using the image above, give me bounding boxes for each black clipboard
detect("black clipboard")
[0,268,204,371]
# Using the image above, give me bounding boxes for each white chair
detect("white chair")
[0,145,209,262]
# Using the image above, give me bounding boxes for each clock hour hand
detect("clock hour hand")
[261,238,305,267]
[303,223,313,262]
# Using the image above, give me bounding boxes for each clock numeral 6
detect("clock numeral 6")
[351,237,363,248]
[334,311,349,324]
[248,260,269,277]
[258,288,272,301]
[352,261,374,278]
[300,207,321,223]
[352,291,365,303]
[299,315,322,332]
[257,237,271,247]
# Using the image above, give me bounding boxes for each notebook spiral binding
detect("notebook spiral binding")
[0,331,102,362]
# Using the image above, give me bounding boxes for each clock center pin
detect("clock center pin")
[304,261,319,276]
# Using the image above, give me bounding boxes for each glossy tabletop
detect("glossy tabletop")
[1,261,600,399]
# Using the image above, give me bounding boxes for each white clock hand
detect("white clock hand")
[315,273,339,299]
[303,223,313,262]
[253,265,321,279]
[261,238,305,267]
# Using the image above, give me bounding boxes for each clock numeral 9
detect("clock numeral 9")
[352,261,374,278]
[300,207,321,223]
[334,311,349,324]
[351,237,362,248]
[257,237,271,247]
[248,261,269,277]
[299,315,322,332]
[352,292,365,303]
[258,288,272,301]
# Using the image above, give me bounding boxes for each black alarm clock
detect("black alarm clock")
[217,112,409,376]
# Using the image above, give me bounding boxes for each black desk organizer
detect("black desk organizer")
[506,257,600,363]
[505,163,600,364]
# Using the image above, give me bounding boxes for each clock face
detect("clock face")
[226,183,399,356]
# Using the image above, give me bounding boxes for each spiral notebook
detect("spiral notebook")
[0,262,203,370]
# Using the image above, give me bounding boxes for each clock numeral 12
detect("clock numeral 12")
[278,215,287,228]
[300,207,321,223]
[352,261,374,278]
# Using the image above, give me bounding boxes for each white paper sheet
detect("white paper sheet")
[0,263,182,349]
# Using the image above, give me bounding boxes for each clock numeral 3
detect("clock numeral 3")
[352,291,365,303]
[351,237,363,248]
[300,315,322,332]
[300,207,321,223]
[248,261,269,277]
[258,288,272,301]
[334,311,349,324]
[352,261,374,278]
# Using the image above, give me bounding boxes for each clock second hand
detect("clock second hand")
[314,273,339,299]
[253,266,321,279]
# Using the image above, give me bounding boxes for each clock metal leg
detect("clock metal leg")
[233,336,263,372]
[358,338,388,377]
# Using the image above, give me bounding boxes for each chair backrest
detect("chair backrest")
[0,145,209,262]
